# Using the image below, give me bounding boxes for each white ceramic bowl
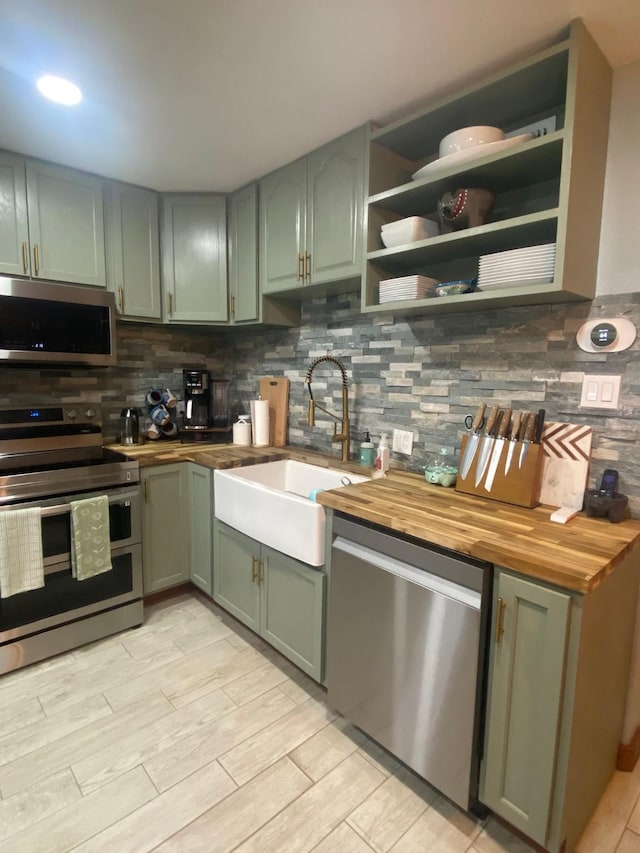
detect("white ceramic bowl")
[380,217,439,248]
[439,125,504,159]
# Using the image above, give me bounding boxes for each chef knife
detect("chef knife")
[518,411,536,469]
[459,402,487,480]
[474,403,501,487]
[484,408,512,492]
[504,409,524,476]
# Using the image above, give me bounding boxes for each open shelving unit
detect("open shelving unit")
[361,20,612,316]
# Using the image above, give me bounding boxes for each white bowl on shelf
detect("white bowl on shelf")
[438,125,504,158]
[380,217,439,248]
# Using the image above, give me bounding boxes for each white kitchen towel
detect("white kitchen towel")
[70,496,112,581]
[0,508,45,598]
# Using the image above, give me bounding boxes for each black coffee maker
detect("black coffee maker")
[182,369,231,441]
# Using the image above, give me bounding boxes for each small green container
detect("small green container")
[424,448,458,487]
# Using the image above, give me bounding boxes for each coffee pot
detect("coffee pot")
[120,407,140,445]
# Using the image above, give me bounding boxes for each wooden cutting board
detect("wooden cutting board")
[539,422,593,510]
[259,377,290,447]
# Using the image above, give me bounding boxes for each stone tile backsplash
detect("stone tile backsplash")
[1,292,639,516]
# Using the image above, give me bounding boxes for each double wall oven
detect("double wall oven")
[0,406,143,674]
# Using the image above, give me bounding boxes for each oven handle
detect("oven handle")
[38,495,135,518]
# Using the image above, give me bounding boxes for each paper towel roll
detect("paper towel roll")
[251,399,270,447]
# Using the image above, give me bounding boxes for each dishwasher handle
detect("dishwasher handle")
[333,536,481,610]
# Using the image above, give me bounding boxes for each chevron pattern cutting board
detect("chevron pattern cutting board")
[539,422,593,510]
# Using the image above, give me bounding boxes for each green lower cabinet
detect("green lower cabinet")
[213,521,325,681]
[141,464,189,594]
[213,522,261,633]
[188,464,214,596]
[260,545,325,680]
[481,571,571,846]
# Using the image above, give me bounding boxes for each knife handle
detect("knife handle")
[523,414,536,442]
[469,402,486,433]
[484,404,500,437]
[510,410,523,441]
[497,408,512,439]
[534,408,546,443]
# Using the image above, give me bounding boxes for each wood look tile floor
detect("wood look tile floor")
[1,591,639,852]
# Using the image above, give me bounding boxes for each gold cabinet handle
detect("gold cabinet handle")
[494,597,506,644]
[304,252,311,281]
[168,293,173,316]
[257,558,264,584]
[251,555,259,583]
[229,294,235,319]
[296,253,304,281]
[118,286,124,313]
[21,242,28,274]
[33,244,40,276]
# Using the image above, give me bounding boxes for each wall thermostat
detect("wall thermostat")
[576,318,636,353]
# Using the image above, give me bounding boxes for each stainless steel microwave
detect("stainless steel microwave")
[0,278,116,366]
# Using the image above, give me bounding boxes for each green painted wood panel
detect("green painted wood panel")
[25,160,106,286]
[162,195,228,323]
[307,126,366,285]
[481,570,571,846]
[213,521,260,633]
[141,464,189,594]
[188,464,213,596]
[228,183,258,322]
[259,158,306,294]
[108,183,161,320]
[260,546,325,682]
[0,151,30,277]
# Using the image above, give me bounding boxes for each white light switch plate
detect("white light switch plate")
[392,429,413,455]
[580,374,621,409]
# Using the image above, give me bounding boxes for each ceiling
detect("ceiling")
[0,0,639,193]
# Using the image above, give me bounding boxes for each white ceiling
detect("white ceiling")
[0,0,639,192]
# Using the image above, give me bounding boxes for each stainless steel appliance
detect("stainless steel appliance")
[120,407,140,445]
[326,514,493,812]
[0,406,142,674]
[0,277,116,366]
[182,369,231,442]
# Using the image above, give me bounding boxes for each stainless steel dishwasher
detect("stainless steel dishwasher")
[326,514,493,812]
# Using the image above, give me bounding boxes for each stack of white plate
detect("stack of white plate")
[378,275,439,303]
[478,243,556,290]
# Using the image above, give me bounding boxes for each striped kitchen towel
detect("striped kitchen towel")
[70,495,113,581]
[0,508,45,598]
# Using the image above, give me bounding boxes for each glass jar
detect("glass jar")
[424,448,458,487]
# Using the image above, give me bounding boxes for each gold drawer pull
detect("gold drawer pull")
[296,253,304,281]
[494,597,506,644]
[304,252,311,280]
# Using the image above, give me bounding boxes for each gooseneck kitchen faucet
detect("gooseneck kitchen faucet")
[305,356,350,462]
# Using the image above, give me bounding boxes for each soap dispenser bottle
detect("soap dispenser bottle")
[375,433,390,474]
[359,431,375,467]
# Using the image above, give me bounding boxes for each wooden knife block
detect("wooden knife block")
[455,435,543,508]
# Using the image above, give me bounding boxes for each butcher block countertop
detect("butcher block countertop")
[316,470,640,595]
[111,442,640,594]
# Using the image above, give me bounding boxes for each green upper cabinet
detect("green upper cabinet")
[228,183,259,323]
[25,160,107,286]
[106,182,162,320]
[260,125,367,296]
[0,151,30,277]
[161,194,228,323]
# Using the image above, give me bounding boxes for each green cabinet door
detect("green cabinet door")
[141,464,189,594]
[259,158,306,295]
[213,521,261,633]
[25,160,106,286]
[260,546,325,682]
[107,182,161,320]
[481,570,571,846]
[162,195,228,323]
[188,463,213,596]
[0,151,30,277]
[307,126,366,285]
[228,183,258,322]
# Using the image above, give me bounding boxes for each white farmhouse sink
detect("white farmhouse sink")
[214,459,368,567]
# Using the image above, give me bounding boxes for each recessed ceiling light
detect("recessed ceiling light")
[36,74,82,106]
